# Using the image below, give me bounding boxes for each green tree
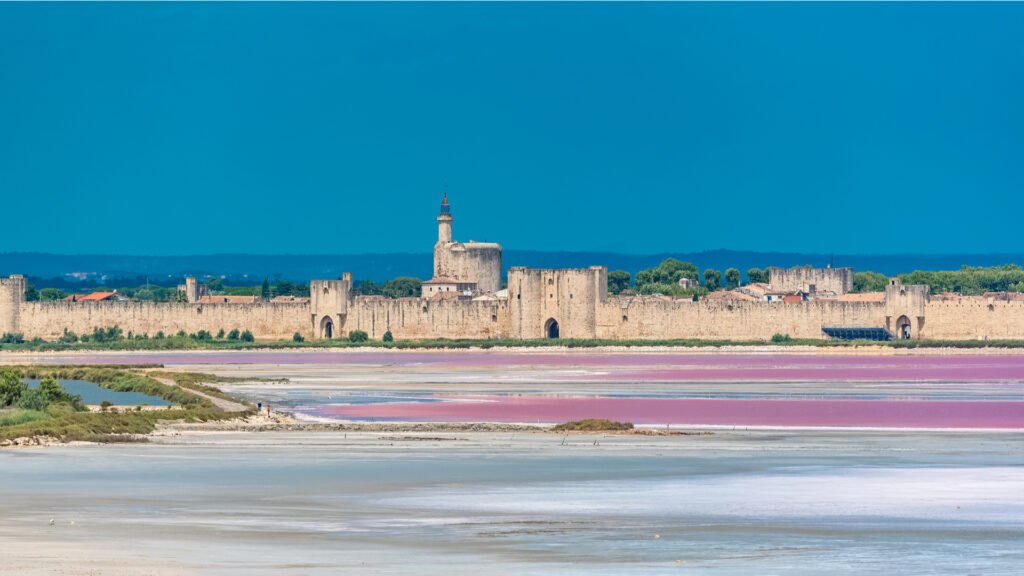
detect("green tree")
[40,288,68,301]
[216,329,225,339]
[747,268,767,284]
[703,269,722,292]
[261,278,271,299]
[384,277,423,298]
[635,258,699,290]
[852,271,889,293]
[241,330,254,342]
[607,270,631,295]
[24,285,39,301]
[227,329,240,341]
[0,369,25,407]
[724,268,741,289]
[382,330,394,342]
[207,277,224,292]
[348,330,369,343]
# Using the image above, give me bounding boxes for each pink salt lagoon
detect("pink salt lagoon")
[16,350,1024,429]
[311,395,1024,428]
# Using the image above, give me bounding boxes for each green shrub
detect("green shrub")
[227,329,240,341]
[18,388,50,411]
[0,369,25,406]
[100,400,113,411]
[241,330,254,342]
[292,332,304,342]
[348,330,369,343]
[0,332,24,344]
[216,329,225,339]
[382,331,394,343]
[155,331,165,339]
[552,419,634,432]
[771,333,793,343]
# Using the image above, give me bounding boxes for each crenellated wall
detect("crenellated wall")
[921,299,1024,340]
[344,298,509,340]
[595,297,886,340]
[6,269,1024,343]
[16,301,311,340]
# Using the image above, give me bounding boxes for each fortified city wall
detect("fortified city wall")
[4,195,1024,343]
[15,300,310,341]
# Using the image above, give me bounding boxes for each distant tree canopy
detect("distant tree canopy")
[703,268,722,292]
[747,267,768,284]
[850,265,1024,295]
[724,268,741,290]
[206,277,224,292]
[354,277,423,298]
[607,270,631,295]
[635,258,699,289]
[852,271,889,293]
[23,285,68,302]
[901,265,1024,295]
[261,278,271,299]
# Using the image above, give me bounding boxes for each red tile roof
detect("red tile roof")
[783,295,804,303]
[63,291,118,301]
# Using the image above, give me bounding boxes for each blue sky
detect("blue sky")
[1,3,1021,256]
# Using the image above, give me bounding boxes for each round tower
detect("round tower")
[437,192,453,244]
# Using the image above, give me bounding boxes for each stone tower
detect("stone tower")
[430,194,503,294]
[437,192,453,244]
[0,275,27,336]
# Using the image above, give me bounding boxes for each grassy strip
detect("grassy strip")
[6,336,1024,351]
[1,366,253,443]
[0,408,48,427]
[552,419,634,432]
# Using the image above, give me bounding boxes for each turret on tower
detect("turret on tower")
[437,193,453,244]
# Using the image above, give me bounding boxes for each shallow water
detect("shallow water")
[2,430,1022,575]
[2,351,1023,574]
[23,379,170,406]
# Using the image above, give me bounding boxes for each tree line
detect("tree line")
[607,258,771,296]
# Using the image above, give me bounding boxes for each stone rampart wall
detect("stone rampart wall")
[343,298,509,340]
[16,301,311,340]
[921,300,1024,340]
[596,297,886,340]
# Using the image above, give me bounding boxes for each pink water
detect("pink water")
[29,350,1024,428]
[40,351,1024,381]
[317,396,1024,428]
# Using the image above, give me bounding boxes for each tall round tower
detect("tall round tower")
[430,193,503,294]
[437,193,453,244]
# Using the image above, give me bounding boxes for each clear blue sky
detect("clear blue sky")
[1,3,1021,256]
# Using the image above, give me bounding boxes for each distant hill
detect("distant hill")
[2,250,1023,288]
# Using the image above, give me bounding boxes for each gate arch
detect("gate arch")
[895,315,911,340]
[320,315,335,339]
[545,318,559,339]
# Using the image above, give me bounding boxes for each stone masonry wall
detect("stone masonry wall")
[596,297,886,340]
[433,242,503,294]
[343,298,509,340]
[921,300,1024,340]
[769,267,854,295]
[16,301,311,341]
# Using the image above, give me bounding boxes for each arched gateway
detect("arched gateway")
[895,315,911,340]
[545,318,559,339]
[320,316,334,339]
